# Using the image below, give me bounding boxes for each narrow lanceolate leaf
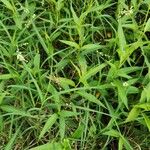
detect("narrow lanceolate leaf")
[39,113,58,139]
[136,103,150,111]
[13,12,22,29]
[125,107,140,122]
[0,105,33,117]
[58,77,75,87]
[0,74,17,80]
[59,117,65,140]
[140,82,150,103]
[23,62,44,103]
[103,129,120,138]
[120,135,133,150]
[32,23,50,55]
[60,40,80,49]
[72,123,84,139]
[118,20,126,52]
[34,53,40,71]
[80,63,106,83]
[104,130,133,150]
[81,44,104,55]
[118,137,124,150]
[77,91,105,108]
[78,55,87,76]
[59,110,80,117]
[70,4,80,25]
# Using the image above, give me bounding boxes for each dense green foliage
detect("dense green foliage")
[0,0,150,149]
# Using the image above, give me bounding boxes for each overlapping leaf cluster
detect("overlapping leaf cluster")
[0,0,150,149]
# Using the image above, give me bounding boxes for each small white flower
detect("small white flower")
[123,82,129,87]
[17,51,27,62]
[120,6,133,17]
[32,14,36,18]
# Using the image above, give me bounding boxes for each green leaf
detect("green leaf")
[44,83,60,111]
[77,91,105,108]
[1,0,14,11]
[49,76,75,90]
[81,44,104,55]
[58,77,75,87]
[0,74,17,80]
[71,61,81,77]
[78,55,87,76]
[103,129,120,138]
[23,62,44,103]
[118,137,124,150]
[34,53,40,71]
[104,130,133,150]
[118,20,126,52]
[62,139,71,150]
[60,40,80,49]
[114,80,128,108]
[29,142,62,150]
[54,59,69,72]
[0,105,33,117]
[80,63,106,83]
[72,123,84,139]
[59,111,79,117]
[118,41,145,66]
[71,4,80,25]
[59,117,65,140]
[144,18,150,32]
[119,67,142,74]
[0,92,6,105]
[143,113,150,132]
[125,107,140,122]
[32,23,50,55]
[88,124,96,137]
[120,135,133,150]
[39,113,58,139]
[140,82,150,103]
[13,12,22,29]
[136,103,150,111]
